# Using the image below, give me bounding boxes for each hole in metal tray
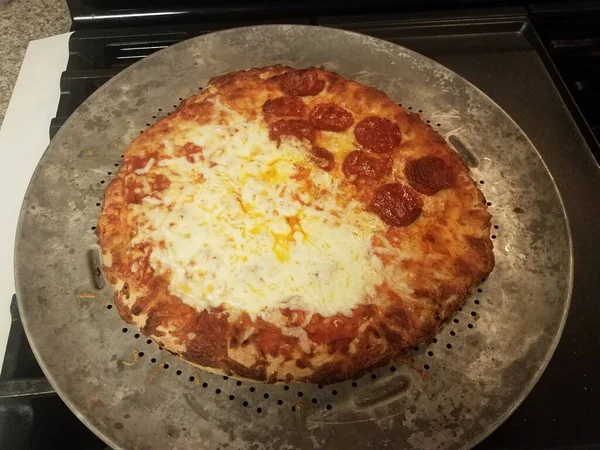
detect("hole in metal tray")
[87,246,106,289]
[352,375,411,410]
[449,134,479,168]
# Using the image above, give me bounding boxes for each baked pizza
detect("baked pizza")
[98,66,494,384]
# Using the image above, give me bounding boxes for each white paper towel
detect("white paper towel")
[0,32,72,364]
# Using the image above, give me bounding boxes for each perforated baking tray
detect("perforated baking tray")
[14,25,571,450]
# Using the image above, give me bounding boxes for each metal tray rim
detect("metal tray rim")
[15,24,574,450]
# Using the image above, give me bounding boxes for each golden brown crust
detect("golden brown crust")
[98,66,494,384]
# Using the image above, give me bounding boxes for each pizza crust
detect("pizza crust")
[98,66,494,384]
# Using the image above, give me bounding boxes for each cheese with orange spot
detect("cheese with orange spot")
[129,99,387,318]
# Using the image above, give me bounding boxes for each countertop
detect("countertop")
[0,0,71,127]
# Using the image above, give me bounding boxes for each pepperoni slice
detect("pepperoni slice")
[342,151,391,182]
[371,183,423,227]
[269,119,316,143]
[308,146,335,172]
[309,103,353,131]
[404,156,455,195]
[277,70,325,96]
[263,96,307,117]
[354,117,402,154]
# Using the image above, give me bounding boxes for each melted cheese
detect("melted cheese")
[130,100,385,318]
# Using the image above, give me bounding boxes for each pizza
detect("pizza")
[98,66,494,384]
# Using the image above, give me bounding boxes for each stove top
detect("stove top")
[2,3,600,449]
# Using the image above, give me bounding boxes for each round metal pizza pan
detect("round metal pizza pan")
[14,25,572,450]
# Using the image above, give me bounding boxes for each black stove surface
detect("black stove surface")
[3,3,600,450]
